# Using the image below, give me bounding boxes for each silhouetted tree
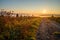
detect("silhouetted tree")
[0,9,4,17]
[51,14,54,18]
[16,14,19,17]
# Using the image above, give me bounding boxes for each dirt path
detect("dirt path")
[36,18,60,40]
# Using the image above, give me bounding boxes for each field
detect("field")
[51,17,60,23]
[0,16,41,40]
[0,15,60,40]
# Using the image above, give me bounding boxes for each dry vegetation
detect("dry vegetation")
[0,16,41,40]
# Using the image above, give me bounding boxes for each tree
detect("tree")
[16,14,19,17]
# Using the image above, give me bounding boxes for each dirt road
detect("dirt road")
[36,18,60,40]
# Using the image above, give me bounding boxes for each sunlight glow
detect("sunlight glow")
[42,9,47,14]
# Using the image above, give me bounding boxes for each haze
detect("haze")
[0,0,60,15]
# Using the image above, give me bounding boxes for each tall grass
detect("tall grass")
[0,16,41,40]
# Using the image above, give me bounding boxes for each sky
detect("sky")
[0,0,60,15]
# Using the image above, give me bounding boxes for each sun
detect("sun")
[42,9,47,14]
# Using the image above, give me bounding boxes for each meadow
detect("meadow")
[50,16,60,23]
[0,16,41,40]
